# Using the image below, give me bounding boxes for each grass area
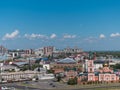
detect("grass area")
[15,81,120,90]
[18,82,36,88]
[93,88,120,90]
[64,82,120,89]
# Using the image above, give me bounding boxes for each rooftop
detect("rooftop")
[57,58,76,64]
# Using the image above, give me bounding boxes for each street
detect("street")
[1,80,120,90]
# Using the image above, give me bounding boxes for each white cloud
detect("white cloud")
[2,30,19,40]
[50,33,56,39]
[24,33,48,39]
[85,37,97,43]
[99,34,105,39]
[63,34,76,39]
[110,33,120,37]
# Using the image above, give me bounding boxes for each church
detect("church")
[78,59,119,82]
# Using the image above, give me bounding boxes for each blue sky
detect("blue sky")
[0,0,120,50]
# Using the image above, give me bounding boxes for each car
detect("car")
[49,83,53,85]
[52,85,56,87]
[1,86,9,90]
[1,81,7,83]
[25,81,29,84]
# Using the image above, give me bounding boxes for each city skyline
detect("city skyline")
[0,0,120,50]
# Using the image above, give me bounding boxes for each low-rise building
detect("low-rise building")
[51,58,82,80]
[78,59,119,83]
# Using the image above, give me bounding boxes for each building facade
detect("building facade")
[43,46,54,56]
[79,59,119,82]
[0,45,8,55]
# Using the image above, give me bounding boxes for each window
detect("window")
[90,63,92,66]
[90,77,92,80]
[112,78,114,80]
[101,77,103,80]
[106,78,109,81]
[90,68,92,72]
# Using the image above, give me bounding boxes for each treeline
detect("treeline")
[94,51,120,58]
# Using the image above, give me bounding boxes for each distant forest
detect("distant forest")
[94,51,120,58]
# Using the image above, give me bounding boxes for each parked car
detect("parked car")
[1,86,9,90]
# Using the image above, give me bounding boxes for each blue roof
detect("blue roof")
[42,58,48,61]
[57,58,76,64]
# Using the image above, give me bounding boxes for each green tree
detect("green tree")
[57,75,61,82]
[113,64,120,69]
[67,77,77,85]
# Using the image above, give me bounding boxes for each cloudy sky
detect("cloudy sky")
[0,0,120,50]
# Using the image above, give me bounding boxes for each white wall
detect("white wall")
[43,64,50,70]
[94,64,103,70]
